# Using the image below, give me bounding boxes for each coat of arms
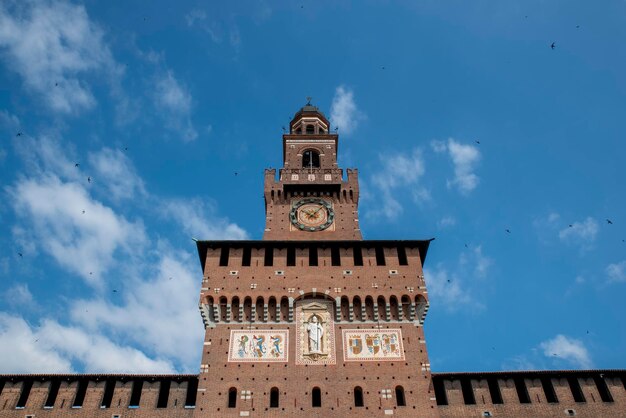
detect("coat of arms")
[349,335,363,355]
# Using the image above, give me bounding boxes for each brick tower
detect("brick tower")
[194,103,437,417]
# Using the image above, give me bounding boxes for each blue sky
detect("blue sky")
[0,0,625,374]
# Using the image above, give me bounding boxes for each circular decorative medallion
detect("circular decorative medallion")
[290,198,334,232]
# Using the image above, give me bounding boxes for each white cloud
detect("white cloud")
[367,149,428,221]
[185,8,206,27]
[437,216,456,229]
[330,85,364,135]
[539,334,593,369]
[154,71,198,141]
[424,265,477,311]
[0,313,175,373]
[606,261,626,283]
[432,138,481,194]
[559,217,599,251]
[4,283,33,306]
[0,313,72,373]
[88,147,146,201]
[0,0,119,114]
[460,245,493,278]
[162,198,248,240]
[8,175,146,287]
[70,251,203,369]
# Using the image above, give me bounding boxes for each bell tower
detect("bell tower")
[194,102,436,417]
[263,101,361,240]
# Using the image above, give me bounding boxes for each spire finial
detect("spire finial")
[306,96,312,105]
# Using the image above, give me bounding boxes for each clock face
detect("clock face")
[290,198,334,232]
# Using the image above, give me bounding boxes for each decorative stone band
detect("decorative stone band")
[228,330,288,362]
[342,329,405,361]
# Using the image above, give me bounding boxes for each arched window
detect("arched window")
[256,297,264,322]
[401,295,411,320]
[219,296,228,321]
[231,296,240,322]
[270,387,279,408]
[302,150,320,168]
[268,297,277,322]
[306,124,315,134]
[353,297,362,321]
[365,296,375,321]
[377,296,387,321]
[354,386,364,407]
[395,386,406,407]
[228,387,237,408]
[341,296,350,321]
[243,297,252,322]
[312,387,321,407]
[280,297,289,322]
[389,295,400,321]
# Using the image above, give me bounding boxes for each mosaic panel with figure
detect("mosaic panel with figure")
[295,299,336,365]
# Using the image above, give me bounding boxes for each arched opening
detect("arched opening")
[319,128,326,134]
[219,296,228,322]
[302,149,320,168]
[354,386,364,407]
[280,297,290,321]
[353,297,362,321]
[377,296,387,321]
[395,386,406,407]
[415,294,427,322]
[206,296,215,322]
[296,127,302,134]
[243,297,252,322]
[256,297,265,322]
[390,295,400,321]
[312,387,321,407]
[306,124,315,134]
[228,387,237,408]
[365,296,375,321]
[268,297,277,322]
[231,296,240,322]
[341,296,350,321]
[401,295,411,320]
[270,387,279,408]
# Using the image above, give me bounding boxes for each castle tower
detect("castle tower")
[194,103,437,417]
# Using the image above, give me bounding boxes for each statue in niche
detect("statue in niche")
[306,314,324,353]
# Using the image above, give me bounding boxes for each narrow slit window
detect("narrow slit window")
[242,247,251,267]
[395,386,406,407]
[353,247,363,266]
[45,379,61,408]
[397,246,408,266]
[461,379,476,405]
[514,378,531,404]
[16,380,33,409]
[184,378,198,408]
[73,379,88,408]
[487,379,503,404]
[433,378,448,405]
[264,246,274,267]
[228,387,237,408]
[541,378,558,403]
[270,387,279,408]
[354,386,364,407]
[331,247,341,266]
[287,247,296,266]
[101,379,115,408]
[309,246,318,266]
[157,380,170,408]
[375,247,386,266]
[312,387,321,407]
[594,375,614,402]
[128,380,143,408]
[219,247,229,267]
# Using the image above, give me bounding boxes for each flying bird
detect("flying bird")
[82,210,85,214]
[464,243,468,248]
[606,219,613,225]
[16,132,22,137]
[234,172,238,176]
[112,289,118,293]
[576,25,580,28]
[75,163,80,167]
[89,272,93,275]
[381,66,385,70]
[551,42,556,50]
[475,140,480,144]
[87,177,91,183]
[505,229,511,233]
[18,252,23,257]
[282,126,286,132]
